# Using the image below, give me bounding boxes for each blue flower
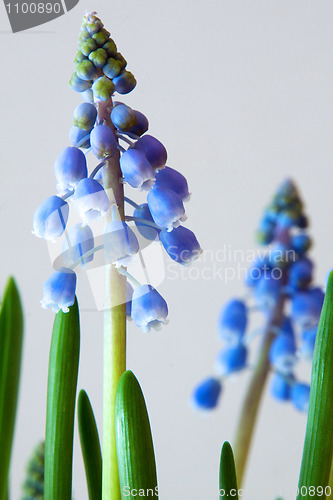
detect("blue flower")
[253,273,282,310]
[62,223,94,267]
[215,343,247,376]
[217,299,247,343]
[291,233,312,255]
[41,268,76,313]
[291,382,310,412]
[133,203,161,241]
[131,284,168,333]
[269,336,296,375]
[73,178,109,222]
[244,256,271,288]
[291,287,324,328]
[278,316,295,339]
[33,196,69,241]
[270,373,292,401]
[119,149,155,190]
[154,166,190,202]
[90,124,118,159]
[288,257,313,291]
[299,327,317,360]
[147,187,186,230]
[134,134,167,170]
[192,377,222,410]
[54,147,88,195]
[104,220,139,268]
[69,126,91,149]
[159,226,202,265]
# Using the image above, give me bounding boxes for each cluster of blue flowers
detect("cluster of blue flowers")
[193,179,323,412]
[32,12,201,333]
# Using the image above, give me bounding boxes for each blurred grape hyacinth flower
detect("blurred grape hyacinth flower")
[193,179,322,414]
[32,11,201,332]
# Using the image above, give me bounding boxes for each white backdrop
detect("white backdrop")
[1,1,333,499]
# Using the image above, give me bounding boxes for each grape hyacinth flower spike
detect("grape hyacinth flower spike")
[33,11,201,500]
[193,179,321,486]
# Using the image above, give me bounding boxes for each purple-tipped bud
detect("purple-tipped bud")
[111,104,137,132]
[130,110,149,136]
[113,70,137,94]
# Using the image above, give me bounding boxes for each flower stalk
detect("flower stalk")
[233,288,285,486]
[98,99,127,500]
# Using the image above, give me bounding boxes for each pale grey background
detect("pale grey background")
[1,1,333,499]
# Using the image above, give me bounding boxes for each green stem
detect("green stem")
[233,294,285,486]
[98,99,127,500]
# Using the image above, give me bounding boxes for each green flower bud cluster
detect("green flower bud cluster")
[69,12,136,101]
[256,179,309,246]
[21,442,44,500]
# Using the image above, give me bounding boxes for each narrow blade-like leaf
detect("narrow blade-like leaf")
[78,389,102,500]
[0,277,24,500]
[219,441,238,499]
[297,271,333,499]
[44,298,80,500]
[115,370,158,499]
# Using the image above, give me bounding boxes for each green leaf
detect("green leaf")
[44,298,80,500]
[297,271,333,499]
[78,390,102,500]
[0,277,24,500]
[219,441,238,499]
[115,370,158,500]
